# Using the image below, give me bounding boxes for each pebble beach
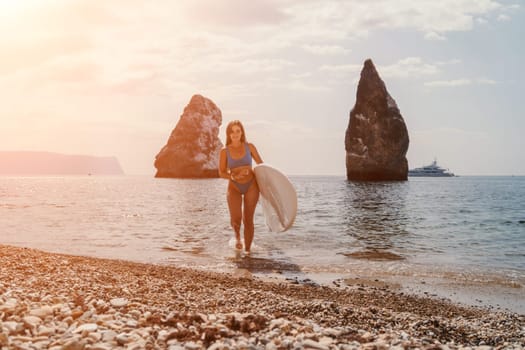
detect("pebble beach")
[1,245,523,350]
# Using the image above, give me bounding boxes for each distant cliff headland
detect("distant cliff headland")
[0,151,124,175]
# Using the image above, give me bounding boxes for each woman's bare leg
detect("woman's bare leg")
[242,183,259,253]
[227,185,243,249]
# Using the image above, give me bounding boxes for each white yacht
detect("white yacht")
[408,159,455,177]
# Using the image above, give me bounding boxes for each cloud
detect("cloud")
[424,31,447,41]
[0,1,123,77]
[180,0,288,28]
[476,17,489,24]
[499,3,521,13]
[413,127,488,138]
[424,79,472,87]
[280,0,506,42]
[107,74,167,96]
[424,77,498,87]
[246,119,337,139]
[497,14,511,21]
[435,59,462,65]
[476,78,497,85]
[0,1,513,116]
[1,1,511,91]
[37,59,101,83]
[379,57,440,79]
[291,72,312,79]
[301,44,350,55]
[209,58,296,74]
[319,64,362,74]
[282,80,332,93]
[0,35,94,76]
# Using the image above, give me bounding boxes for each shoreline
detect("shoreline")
[176,249,525,315]
[4,240,524,316]
[226,266,525,316]
[1,244,524,349]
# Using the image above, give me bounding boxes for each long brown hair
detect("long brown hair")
[225,120,246,145]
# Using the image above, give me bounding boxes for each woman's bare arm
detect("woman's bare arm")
[249,143,263,164]
[218,148,231,180]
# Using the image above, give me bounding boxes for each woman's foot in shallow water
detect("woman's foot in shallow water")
[235,240,243,250]
[244,250,251,257]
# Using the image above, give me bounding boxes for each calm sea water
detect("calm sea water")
[1,175,524,308]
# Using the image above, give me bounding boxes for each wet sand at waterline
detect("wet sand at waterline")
[1,245,523,349]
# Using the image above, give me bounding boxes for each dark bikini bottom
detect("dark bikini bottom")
[232,178,254,195]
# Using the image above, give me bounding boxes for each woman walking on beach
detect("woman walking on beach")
[219,120,263,255]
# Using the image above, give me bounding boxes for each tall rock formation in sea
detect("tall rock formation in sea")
[345,59,409,181]
[154,95,223,178]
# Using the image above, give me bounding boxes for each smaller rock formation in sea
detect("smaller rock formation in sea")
[345,59,409,181]
[154,94,223,178]
[0,151,124,175]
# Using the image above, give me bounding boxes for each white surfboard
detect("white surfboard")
[253,164,297,232]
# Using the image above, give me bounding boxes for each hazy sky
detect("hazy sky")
[1,0,523,175]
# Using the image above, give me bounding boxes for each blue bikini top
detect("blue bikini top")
[226,143,252,169]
